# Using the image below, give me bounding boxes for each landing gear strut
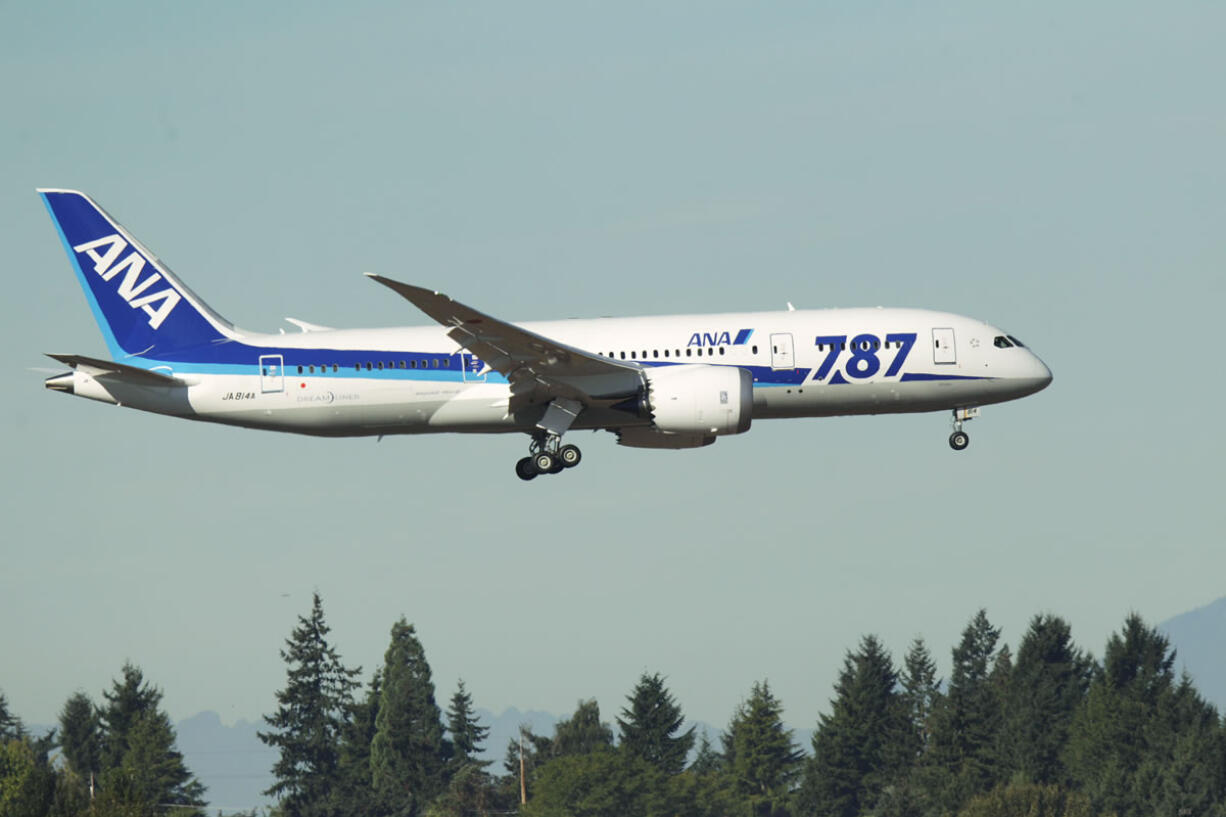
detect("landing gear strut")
[515,433,583,481]
[515,398,587,481]
[949,407,978,451]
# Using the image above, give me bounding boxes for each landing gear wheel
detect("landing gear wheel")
[515,457,538,481]
[533,451,557,473]
[559,444,582,468]
[949,431,970,451]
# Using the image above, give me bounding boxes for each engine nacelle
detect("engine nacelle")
[643,365,753,437]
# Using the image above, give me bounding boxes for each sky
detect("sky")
[2,1,1224,738]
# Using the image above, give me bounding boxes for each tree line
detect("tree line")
[2,596,1224,816]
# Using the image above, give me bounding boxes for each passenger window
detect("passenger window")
[653,350,659,358]
[377,361,383,370]
[719,347,725,355]
[354,364,360,372]
[708,348,714,356]
[686,349,692,357]
[297,365,303,374]
[433,359,439,368]
[752,345,758,354]
[365,362,372,370]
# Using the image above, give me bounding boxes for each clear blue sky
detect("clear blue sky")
[3,1,1223,733]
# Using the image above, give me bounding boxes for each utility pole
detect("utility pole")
[519,731,527,806]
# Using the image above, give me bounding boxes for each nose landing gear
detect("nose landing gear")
[949,407,978,451]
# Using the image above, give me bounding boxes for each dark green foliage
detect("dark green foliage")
[617,673,695,775]
[370,618,449,817]
[899,637,941,760]
[446,679,490,768]
[802,635,909,817]
[99,663,162,771]
[0,692,24,741]
[333,670,381,812]
[551,699,614,757]
[58,692,102,778]
[260,591,361,817]
[1066,613,1226,817]
[999,615,1093,785]
[929,609,1006,808]
[723,680,802,817]
[97,665,204,811]
[689,731,724,775]
[521,751,670,817]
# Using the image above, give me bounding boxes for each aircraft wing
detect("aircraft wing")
[46,353,182,385]
[365,274,644,410]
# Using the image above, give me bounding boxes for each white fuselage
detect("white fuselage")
[67,307,1051,438]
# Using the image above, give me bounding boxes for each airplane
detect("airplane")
[38,189,1052,481]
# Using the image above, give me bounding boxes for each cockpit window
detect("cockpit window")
[994,336,1014,348]
[1007,335,1026,348]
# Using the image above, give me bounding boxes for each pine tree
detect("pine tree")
[899,638,941,760]
[94,664,203,811]
[119,709,206,808]
[0,691,23,741]
[617,673,695,775]
[260,591,361,817]
[723,680,802,817]
[802,636,909,817]
[998,615,1091,785]
[370,618,449,817]
[446,679,490,768]
[689,730,724,775]
[1066,613,1226,817]
[59,692,102,779]
[551,700,614,757]
[928,609,1005,810]
[334,670,381,813]
[99,663,161,770]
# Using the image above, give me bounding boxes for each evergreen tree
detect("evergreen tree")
[0,692,23,741]
[802,636,909,817]
[119,709,205,809]
[551,699,614,757]
[928,609,1005,809]
[96,664,203,811]
[446,679,490,768]
[99,663,161,770]
[617,673,695,775]
[899,637,941,761]
[334,670,382,813]
[260,591,361,817]
[723,681,802,817]
[58,692,102,779]
[1066,613,1226,817]
[689,731,724,775]
[370,618,449,817]
[999,615,1091,785]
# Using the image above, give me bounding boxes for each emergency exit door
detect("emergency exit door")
[932,328,956,364]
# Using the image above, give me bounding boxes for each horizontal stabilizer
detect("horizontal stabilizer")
[46,353,181,386]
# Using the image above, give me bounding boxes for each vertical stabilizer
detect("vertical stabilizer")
[39,189,236,358]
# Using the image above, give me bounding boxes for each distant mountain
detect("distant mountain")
[175,711,277,812]
[1160,595,1226,713]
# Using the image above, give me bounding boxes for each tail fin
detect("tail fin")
[39,189,236,358]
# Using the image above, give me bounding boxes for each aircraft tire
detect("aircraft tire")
[533,452,556,474]
[559,444,582,468]
[516,457,538,481]
[949,431,969,451]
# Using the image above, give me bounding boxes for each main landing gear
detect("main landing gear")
[515,434,582,481]
[948,407,979,451]
[516,397,585,481]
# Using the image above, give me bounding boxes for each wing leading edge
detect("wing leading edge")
[365,274,645,410]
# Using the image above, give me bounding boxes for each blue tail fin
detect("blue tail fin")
[39,189,234,358]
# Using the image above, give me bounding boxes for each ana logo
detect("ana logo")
[72,234,181,330]
[686,329,754,347]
